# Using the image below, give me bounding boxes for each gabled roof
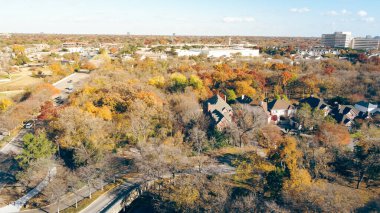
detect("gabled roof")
[329,105,359,126]
[340,105,359,115]
[300,96,330,110]
[268,99,293,111]
[205,95,233,125]
[355,101,378,109]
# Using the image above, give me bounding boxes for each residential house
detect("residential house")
[205,95,233,130]
[299,96,331,116]
[330,105,359,127]
[262,99,296,124]
[354,101,378,115]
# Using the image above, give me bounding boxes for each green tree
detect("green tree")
[296,103,313,130]
[226,89,237,102]
[16,133,57,169]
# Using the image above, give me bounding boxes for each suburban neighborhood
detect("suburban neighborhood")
[0,1,379,213]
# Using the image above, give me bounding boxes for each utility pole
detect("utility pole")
[172,33,176,44]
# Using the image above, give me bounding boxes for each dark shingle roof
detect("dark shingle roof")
[205,95,233,125]
[300,97,330,110]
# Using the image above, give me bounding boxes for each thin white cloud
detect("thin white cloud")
[325,9,351,16]
[341,9,351,15]
[290,7,310,13]
[357,10,368,17]
[362,17,375,23]
[223,17,255,23]
[326,10,338,16]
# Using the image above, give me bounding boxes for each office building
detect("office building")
[351,37,380,50]
[321,32,352,48]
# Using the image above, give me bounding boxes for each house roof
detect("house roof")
[300,96,330,110]
[355,101,378,109]
[205,95,233,125]
[268,99,293,111]
[340,105,359,115]
[330,105,359,126]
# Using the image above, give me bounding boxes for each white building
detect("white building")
[207,48,260,58]
[176,48,259,58]
[351,36,380,50]
[321,32,352,48]
[176,49,202,57]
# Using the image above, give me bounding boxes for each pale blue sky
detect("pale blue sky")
[0,0,379,37]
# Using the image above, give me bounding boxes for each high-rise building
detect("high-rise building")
[321,32,352,48]
[351,37,380,50]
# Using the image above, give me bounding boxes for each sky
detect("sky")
[0,0,379,37]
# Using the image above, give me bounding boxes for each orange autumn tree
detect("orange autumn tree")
[35,83,61,96]
[281,71,296,87]
[317,122,351,146]
[37,101,58,121]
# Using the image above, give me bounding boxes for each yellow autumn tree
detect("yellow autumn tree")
[189,74,203,90]
[97,106,112,121]
[148,76,165,88]
[235,80,256,98]
[280,137,312,193]
[50,62,66,76]
[0,98,13,112]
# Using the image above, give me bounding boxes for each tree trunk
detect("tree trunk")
[356,171,365,189]
[75,198,78,208]
[88,182,92,199]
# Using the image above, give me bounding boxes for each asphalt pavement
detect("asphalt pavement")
[0,129,29,155]
[52,72,90,104]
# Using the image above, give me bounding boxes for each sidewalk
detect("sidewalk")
[0,167,56,213]
[21,183,107,213]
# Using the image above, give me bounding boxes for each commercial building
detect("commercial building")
[176,48,260,58]
[351,36,380,50]
[321,32,380,50]
[321,32,352,48]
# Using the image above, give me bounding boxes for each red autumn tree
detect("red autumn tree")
[38,101,58,121]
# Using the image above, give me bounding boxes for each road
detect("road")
[21,184,106,213]
[0,72,91,211]
[52,72,90,103]
[80,181,139,213]
[81,164,235,213]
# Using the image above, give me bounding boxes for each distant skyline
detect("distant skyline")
[0,0,379,37]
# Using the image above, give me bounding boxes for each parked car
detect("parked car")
[23,121,34,129]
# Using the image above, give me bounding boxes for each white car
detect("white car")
[24,122,33,129]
